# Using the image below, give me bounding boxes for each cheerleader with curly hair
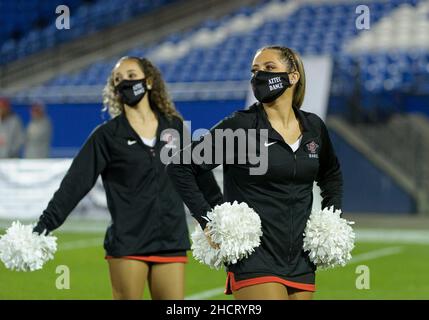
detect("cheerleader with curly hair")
[33,56,222,300]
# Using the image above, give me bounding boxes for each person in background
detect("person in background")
[0,97,25,158]
[24,102,52,158]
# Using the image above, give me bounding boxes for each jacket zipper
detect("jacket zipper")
[272,128,318,263]
[287,136,316,262]
[293,153,297,178]
[288,152,297,263]
[151,144,162,237]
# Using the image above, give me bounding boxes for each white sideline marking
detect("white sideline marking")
[186,287,225,300]
[184,246,404,300]
[347,246,403,265]
[2,219,428,244]
[356,229,429,244]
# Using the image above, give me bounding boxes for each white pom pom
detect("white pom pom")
[191,226,222,269]
[303,206,355,269]
[0,221,57,272]
[191,201,263,270]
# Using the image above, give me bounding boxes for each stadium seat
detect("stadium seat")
[15,0,429,101]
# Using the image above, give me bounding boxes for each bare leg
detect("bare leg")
[107,258,150,300]
[148,262,185,300]
[233,282,289,300]
[287,287,314,300]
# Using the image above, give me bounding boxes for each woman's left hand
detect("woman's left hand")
[204,226,220,249]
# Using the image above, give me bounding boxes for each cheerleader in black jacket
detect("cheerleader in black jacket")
[33,56,222,300]
[167,46,343,300]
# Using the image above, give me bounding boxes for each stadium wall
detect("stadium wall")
[12,100,244,156]
[328,94,429,120]
[329,130,415,214]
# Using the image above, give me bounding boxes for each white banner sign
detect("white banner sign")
[0,159,108,220]
[0,160,224,221]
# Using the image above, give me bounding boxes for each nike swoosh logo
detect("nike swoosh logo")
[127,140,137,145]
[264,141,277,147]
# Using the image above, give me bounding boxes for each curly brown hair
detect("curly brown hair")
[102,56,182,121]
[256,46,306,109]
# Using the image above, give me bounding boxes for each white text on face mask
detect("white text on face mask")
[133,83,144,95]
[268,77,283,91]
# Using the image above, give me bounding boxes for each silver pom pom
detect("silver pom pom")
[191,201,263,270]
[303,206,355,269]
[0,221,57,272]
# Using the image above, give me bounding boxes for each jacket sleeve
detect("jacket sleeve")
[167,114,239,229]
[315,119,343,212]
[33,126,110,234]
[178,118,223,209]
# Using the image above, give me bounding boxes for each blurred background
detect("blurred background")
[0,0,428,299]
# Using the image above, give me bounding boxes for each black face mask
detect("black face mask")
[251,70,292,103]
[115,79,147,107]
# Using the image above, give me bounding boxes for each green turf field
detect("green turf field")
[0,230,428,300]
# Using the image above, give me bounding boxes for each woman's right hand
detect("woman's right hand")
[204,226,220,249]
[33,220,48,235]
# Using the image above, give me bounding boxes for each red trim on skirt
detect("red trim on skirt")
[105,255,188,263]
[224,271,316,294]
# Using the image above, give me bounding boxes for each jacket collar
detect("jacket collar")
[252,102,317,143]
[115,106,166,144]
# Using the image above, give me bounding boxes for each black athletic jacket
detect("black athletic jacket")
[34,107,223,256]
[166,102,342,279]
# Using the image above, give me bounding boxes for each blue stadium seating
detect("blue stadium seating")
[4,0,429,97]
[0,0,176,64]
